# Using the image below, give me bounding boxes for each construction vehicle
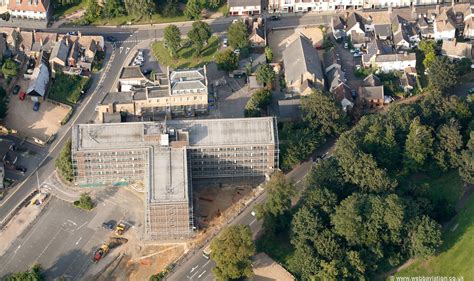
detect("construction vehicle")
[92,237,128,263]
[115,222,126,236]
[202,245,212,259]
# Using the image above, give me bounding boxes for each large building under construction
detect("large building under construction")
[71,117,279,241]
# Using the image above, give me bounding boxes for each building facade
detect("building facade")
[71,117,279,241]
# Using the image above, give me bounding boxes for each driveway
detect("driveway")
[333,40,362,91]
[212,76,249,118]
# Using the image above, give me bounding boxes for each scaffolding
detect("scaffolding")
[71,117,279,241]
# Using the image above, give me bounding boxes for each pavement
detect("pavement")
[166,138,336,281]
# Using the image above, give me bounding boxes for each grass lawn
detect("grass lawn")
[89,13,188,26]
[411,171,464,207]
[151,36,219,69]
[48,73,90,105]
[53,2,85,19]
[395,194,474,279]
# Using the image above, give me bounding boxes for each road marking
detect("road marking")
[249,218,257,226]
[120,46,123,54]
[197,270,206,279]
[76,221,88,230]
[67,219,77,226]
[37,227,62,260]
[75,237,82,245]
[125,47,130,54]
[190,265,199,273]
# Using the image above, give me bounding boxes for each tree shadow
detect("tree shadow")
[43,248,92,280]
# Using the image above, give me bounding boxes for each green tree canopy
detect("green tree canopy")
[427,56,458,93]
[187,21,211,56]
[162,0,181,17]
[256,171,295,218]
[403,117,434,172]
[408,216,442,258]
[244,88,272,117]
[215,48,238,72]
[84,0,102,22]
[255,63,275,88]
[228,20,249,49]
[459,131,474,184]
[103,0,126,18]
[434,120,463,171]
[56,139,74,182]
[301,89,347,136]
[5,264,42,281]
[163,24,182,58]
[211,225,255,281]
[124,0,155,17]
[264,46,273,62]
[1,59,18,77]
[418,39,437,69]
[184,0,202,20]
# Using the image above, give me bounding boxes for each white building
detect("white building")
[228,0,261,16]
[374,53,417,73]
[8,0,50,20]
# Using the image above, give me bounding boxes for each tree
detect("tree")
[103,0,126,18]
[1,59,18,78]
[459,132,474,184]
[255,63,275,88]
[206,0,222,9]
[404,117,434,172]
[124,0,155,17]
[56,139,74,182]
[407,216,442,258]
[187,21,211,56]
[215,48,238,72]
[184,0,202,20]
[423,52,436,69]
[301,89,347,136]
[74,192,94,210]
[418,39,437,69]
[84,0,101,23]
[211,225,255,281]
[264,46,273,62]
[434,120,463,171]
[5,264,43,281]
[427,56,458,93]
[162,0,181,17]
[256,171,295,218]
[228,20,249,49]
[244,88,272,117]
[163,25,181,58]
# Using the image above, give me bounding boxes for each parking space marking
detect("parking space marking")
[67,219,77,226]
[249,218,257,226]
[197,270,206,279]
[75,237,82,245]
[36,227,62,260]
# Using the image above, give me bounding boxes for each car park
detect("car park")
[33,102,40,111]
[19,92,26,101]
[12,85,20,95]
[15,165,27,174]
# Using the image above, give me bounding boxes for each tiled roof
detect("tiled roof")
[9,0,49,13]
[441,40,472,59]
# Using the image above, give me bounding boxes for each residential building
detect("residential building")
[228,0,261,16]
[441,40,473,60]
[99,67,209,121]
[8,0,51,20]
[345,12,365,35]
[293,0,335,13]
[249,19,266,48]
[278,98,301,122]
[393,20,419,50]
[417,17,434,39]
[362,39,395,68]
[374,24,393,40]
[71,117,279,240]
[0,34,6,59]
[49,37,70,68]
[322,48,340,73]
[359,74,384,108]
[374,53,416,72]
[27,61,49,101]
[282,34,324,95]
[400,71,416,92]
[332,16,346,40]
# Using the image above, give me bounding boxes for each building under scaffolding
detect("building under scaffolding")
[71,117,278,241]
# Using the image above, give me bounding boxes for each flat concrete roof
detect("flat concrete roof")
[72,117,276,151]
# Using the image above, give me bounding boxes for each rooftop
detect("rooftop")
[228,0,261,8]
[73,117,276,151]
[120,66,146,80]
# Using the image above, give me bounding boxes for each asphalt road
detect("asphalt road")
[167,139,336,281]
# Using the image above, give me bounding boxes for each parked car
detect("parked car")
[468,87,474,94]
[19,92,26,101]
[12,85,20,95]
[106,36,116,42]
[343,42,349,49]
[223,38,228,48]
[269,15,281,21]
[67,31,78,36]
[233,48,240,55]
[234,72,246,79]
[102,220,116,230]
[33,102,40,111]
[142,69,152,75]
[15,165,27,174]
[353,52,362,57]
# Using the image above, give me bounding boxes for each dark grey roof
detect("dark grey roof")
[228,0,261,7]
[120,66,146,80]
[101,92,134,105]
[394,30,409,46]
[323,48,338,71]
[374,24,393,38]
[346,13,364,32]
[103,112,122,123]
[332,16,345,30]
[27,62,49,97]
[282,35,324,86]
[0,35,6,56]
[327,67,345,91]
[361,86,384,100]
[50,39,70,64]
[363,74,381,87]
[278,98,301,120]
[400,72,416,88]
[147,86,170,98]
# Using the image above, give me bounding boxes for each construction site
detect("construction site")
[71,117,279,242]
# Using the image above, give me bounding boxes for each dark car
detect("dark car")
[142,69,152,75]
[269,15,281,21]
[16,165,27,174]
[12,85,20,95]
[234,72,247,79]
[102,220,116,230]
[33,102,40,111]
[106,36,116,42]
[67,31,78,36]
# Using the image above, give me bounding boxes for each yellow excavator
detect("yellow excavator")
[115,222,126,236]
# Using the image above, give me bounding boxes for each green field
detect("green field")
[395,193,474,279]
[151,36,219,69]
[48,73,90,105]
